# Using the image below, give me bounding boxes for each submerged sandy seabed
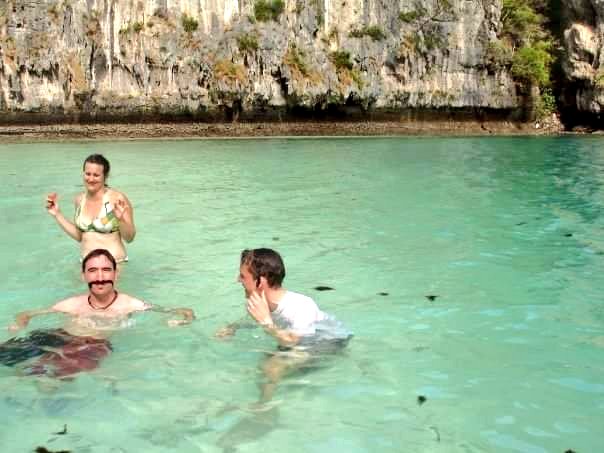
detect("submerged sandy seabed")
[0,119,568,143]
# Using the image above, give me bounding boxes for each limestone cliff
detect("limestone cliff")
[0,0,521,121]
[561,0,604,122]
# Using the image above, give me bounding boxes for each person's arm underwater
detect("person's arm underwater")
[8,307,58,332]
[246,291,300,348]
[214,317,259,339]
[8,296,87,332]
[146,305,195,327]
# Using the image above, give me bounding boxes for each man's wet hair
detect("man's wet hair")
[240,248,286,288]
[81,249,117,272]
[83,154,111,179]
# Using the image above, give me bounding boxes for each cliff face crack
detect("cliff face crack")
[109,0,115,76]
[273,67,288,98]
[89,43,95,85]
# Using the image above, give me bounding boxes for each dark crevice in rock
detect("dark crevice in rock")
[89,43,95,82]
[223,99,242,122]
[274,67,288,98]
[109,0,115,73]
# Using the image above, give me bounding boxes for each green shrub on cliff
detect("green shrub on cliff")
[502,0,544,43]
[511,41,553,86]
[254,0,285,22]
[397,1,452,56]
[349,25,386,41]
[486,41,513,68]
[182,14,198,33]
[237,34,259,53]
[398,10,422,23]
[399,0,452,24]
[595,70,604,88]
[214,59,247,83]
[535,87,556,119]
[310,0,324,26]
[284,46,309,77]
[496,0,555,96]
[423,30,444,51]
[330,51,353,71]
[120,21,144,35]
[328,51,363,89]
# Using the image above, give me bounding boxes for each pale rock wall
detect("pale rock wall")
[562,0,604,114]
[0,0,520,119]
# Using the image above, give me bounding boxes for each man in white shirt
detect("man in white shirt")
[216,248,351,402]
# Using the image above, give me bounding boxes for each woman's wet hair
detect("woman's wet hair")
[83,154,111,179]
[240,248,286,288]
[81,249,117,272]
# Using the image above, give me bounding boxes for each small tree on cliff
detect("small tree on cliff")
[499,0,556,120]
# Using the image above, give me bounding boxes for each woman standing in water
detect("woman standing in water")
[46,154,135,263]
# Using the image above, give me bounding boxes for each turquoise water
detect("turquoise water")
[0,137,603,452]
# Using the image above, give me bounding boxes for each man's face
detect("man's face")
[238,264,259,298]
[83,255,116,297]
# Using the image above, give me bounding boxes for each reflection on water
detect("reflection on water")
[0,137,603,452]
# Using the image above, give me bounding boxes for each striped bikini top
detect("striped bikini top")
[74,190,120,234]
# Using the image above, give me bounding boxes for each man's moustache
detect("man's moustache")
[88,280,114,289]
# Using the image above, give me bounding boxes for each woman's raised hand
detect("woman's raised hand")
[114,198,129,221]
[46,192,59,216]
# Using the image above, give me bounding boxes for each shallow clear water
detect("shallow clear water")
[0,137,603,452]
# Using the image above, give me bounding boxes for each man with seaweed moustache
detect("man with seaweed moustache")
[2,248,194,378]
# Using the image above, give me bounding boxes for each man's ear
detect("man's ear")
[258,276,268,290]
[115,265,121,282]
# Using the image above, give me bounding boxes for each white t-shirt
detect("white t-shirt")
[271,291,327,336]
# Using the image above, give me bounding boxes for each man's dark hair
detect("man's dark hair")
[240,248,286,288]
[82,249,117,272]
[83,154,111,179]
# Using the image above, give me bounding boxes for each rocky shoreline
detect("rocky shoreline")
[0,118,568,143]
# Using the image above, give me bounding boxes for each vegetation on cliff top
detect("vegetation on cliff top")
[254,0,285,22]
[182,14,199,33]
[397,0,453,60]
[237,33,259,53]
[497,0,557,118]
[349,26,386,41]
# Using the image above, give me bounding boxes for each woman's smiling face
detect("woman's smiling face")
[83,162,106,192]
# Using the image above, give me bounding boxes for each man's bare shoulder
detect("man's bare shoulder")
[118,293,150,312]
[52,294,88,313]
